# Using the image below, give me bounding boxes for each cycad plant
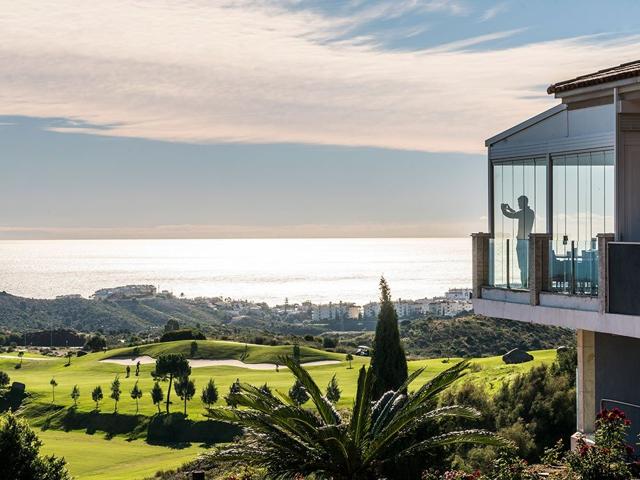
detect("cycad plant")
[206,357,505,480]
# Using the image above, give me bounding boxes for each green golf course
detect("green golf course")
[0,340,558,479]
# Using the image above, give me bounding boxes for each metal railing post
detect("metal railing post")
[506,239,511,289]
[571,240,576,295]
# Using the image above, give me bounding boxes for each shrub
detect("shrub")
[322,336,337,349]
[84,335,107,352]
[288,379,309,406]
[564,408,633,480]
[159,329,205,343]
[0,412,70,480]
[0,371,9,388]
[325,375,340,403]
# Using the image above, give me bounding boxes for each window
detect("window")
[491,157,547,289]
[550,150,614,294]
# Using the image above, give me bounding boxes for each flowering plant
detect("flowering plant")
[565,407,633,480]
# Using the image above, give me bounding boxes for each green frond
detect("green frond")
[399,429,510,458]
[349,365,373,448]
[282,356,342,426]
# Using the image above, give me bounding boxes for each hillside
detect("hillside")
[109,339,343,363]
[0,292,224,332]
[400,315,574,358]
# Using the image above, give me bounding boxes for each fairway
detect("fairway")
[38,429,206,480]
[0,341,558,479]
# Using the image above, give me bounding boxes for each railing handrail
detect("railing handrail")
[600,398,640,412]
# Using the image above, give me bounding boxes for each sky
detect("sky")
[2,0,640,239]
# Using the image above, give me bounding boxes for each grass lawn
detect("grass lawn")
[38,429,207,480]
[0,341,558,479]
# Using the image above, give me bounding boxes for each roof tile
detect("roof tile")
[547,60,640,94]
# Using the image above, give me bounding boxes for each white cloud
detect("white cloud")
[1,1,639,154]
[479,2,509,22]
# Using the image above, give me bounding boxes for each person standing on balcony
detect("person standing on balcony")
[501,195,534,287]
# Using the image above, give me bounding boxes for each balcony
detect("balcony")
[472,232,640,338]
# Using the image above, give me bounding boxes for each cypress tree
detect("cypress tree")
[371,277,408,399]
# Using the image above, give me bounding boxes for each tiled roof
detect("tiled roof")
[547,60,640,94]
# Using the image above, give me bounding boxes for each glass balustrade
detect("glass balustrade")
[549,237,599,295]
[490,237,529,289]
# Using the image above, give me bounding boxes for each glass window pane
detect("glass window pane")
[491,157,547,289]
[549,149,614,295]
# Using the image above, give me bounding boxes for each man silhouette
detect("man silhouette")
[501,195,534,287]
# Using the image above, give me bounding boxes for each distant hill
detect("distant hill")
[0,292,224,333]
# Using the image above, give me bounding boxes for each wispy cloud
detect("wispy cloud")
[1,1,639,154]
[426,28,526,52]
[479,2,509,22]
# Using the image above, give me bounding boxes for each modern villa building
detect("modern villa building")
[471,60,640,443]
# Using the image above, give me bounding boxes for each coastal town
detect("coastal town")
[60,284,473,325]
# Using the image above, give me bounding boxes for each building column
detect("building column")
[576,329,596,436]
[471,233,491,299]
[529,233,552,305]
[597,233,614,314]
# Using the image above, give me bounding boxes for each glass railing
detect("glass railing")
[489,238,529,290]
[549,238,599,296]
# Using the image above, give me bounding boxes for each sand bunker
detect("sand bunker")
[100,356,339,370]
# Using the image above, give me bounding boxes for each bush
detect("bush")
[322,336,337,348]
[84,335,107,352]
[564,408,633,480]
[0,412,71,479]
[159,329,205,343]
[0,371,10,388]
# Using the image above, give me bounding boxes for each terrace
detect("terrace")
[471,60,640,439]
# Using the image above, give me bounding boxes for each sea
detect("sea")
[0,238,471,305]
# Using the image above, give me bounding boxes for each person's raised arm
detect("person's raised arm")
[501,203,518,219]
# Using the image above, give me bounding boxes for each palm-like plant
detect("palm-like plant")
[206,357,505,480]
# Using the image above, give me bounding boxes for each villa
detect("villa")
[471,60,640,443]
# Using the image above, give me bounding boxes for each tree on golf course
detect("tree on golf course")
[49,378,58,403]
[288,379,309,406]
[17,351,24,368]
[91,386,103,410]
[174,376,196,415]
[70,385,80,407]
[371,277,408,400]
[110,376,121,412]
[201,378,218,409]
[225,379,241,407]
[151,382,163,414]
[326,374,341,403]
[292,344,301,365]
[346,353,354,369]
[0,371,10,388]
[153,354,191,413]
[130,381,143,414]
[207,357,505,480]
[0,412,71,480]
[65,351,74,366]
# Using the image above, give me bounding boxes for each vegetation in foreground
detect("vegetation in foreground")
[207,357,505,480]
[0,412,70,480]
